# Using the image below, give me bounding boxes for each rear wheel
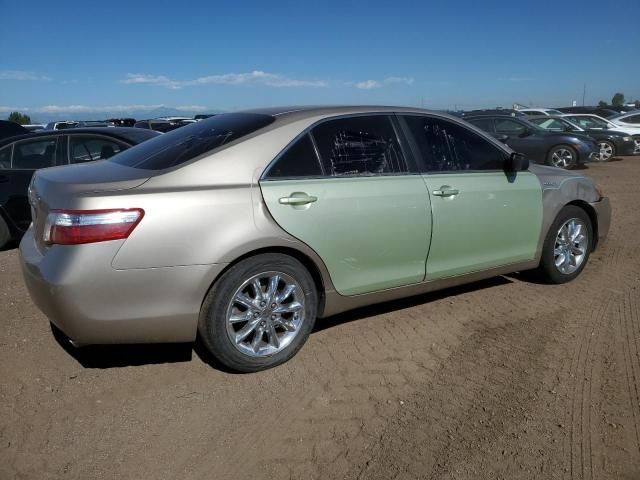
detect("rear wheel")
[597,140,615,161]
[198,253,318,372]
[0,216,10,250]
[547,145,577,169]
[535,205,593,284]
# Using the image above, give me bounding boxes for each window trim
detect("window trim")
[397,114,511,175]
[262,112,420,181]
[9,136,59,170]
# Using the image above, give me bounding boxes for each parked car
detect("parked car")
[0,120,29,140]
[23,124,46,132]
[462,108,527,118]
[519,108,565,116]
[527,115,637,161]
[0,127,159,248]
[107,118,136,127]
[134,119,183,133]
[609,111,640,127]
[464,114,599,168]
[20,107,610,372]
[561,114,640,154]
[76,121,115,128]
[556,106,618,118]
[44,121,80,130]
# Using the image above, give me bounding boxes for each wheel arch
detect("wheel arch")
[201,246,328,317]
[565,200,599,250]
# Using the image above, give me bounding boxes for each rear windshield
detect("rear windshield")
[109,113,275,170]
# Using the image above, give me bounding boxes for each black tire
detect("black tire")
[535,205,593,284]
[0,216,11,250]
[546,145,577,169]
[198,253,318,372]
[596,140,615,162]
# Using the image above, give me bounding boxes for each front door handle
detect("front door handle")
[432,186,459,197]
[278,193,318,206]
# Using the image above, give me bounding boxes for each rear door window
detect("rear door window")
[70,135,126,163]
[494,118,527,135]
[12,137,58,169]
[467,117,495,132]
[311,115,409,176]
[110,113,275,170]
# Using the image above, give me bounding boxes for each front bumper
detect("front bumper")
[615,141,637,156]
[19,227,226,345]
[589,196,611,249]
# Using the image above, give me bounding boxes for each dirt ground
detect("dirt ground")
[1,157,640,480]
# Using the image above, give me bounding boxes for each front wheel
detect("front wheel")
[198,253,318,372]
[535,205,593,284]
[547,145,577,169]
[597,140,615,161]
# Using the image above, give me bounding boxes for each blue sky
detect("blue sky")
[1,0,639,118]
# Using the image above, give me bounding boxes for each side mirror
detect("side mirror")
[495,134,510,143]
[507,152,529,172]
[519,128,532,137]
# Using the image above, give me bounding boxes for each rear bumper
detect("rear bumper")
[589,196,611,248]
[19,227,226,345]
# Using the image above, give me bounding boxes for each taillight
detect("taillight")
[44,209,144,245]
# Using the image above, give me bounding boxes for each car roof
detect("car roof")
[0,127,159,147]
[236,105,465,125]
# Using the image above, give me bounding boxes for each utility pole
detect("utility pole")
[582,83,586,106]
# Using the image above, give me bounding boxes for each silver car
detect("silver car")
[20,107,611,372]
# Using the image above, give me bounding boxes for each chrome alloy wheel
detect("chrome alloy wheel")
[551,148,575,168]
[597,141,613,161]
[225,271,305,357]
[554,218,588,275]
[634,139,640,154]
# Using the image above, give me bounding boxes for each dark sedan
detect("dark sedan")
[527,115,636,161]
[465,115,599,169]
[0,127,160,248]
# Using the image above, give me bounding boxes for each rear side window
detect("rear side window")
[311,115,409,176]
[403,116,505,172]
[70,136,126,163]
[110,113,275,170]
[12,137,58,169]
[265,133,323,179]
[468,117,495,132]
[494,118,527,134]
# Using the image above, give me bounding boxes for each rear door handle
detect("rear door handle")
[278,193,318,206]
[432,186,459,197]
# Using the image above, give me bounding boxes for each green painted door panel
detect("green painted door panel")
[422,171,543,280]
[260,176,432,295]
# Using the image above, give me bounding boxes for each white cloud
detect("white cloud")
[349,76,415,89]
[353,80,382,90]
[0,70,51,81]
[121,70,328,89]
[0,104,209,114]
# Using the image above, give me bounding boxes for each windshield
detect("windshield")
[565,115,609,129]
[109,113,275,170]
[545,109,564,115]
